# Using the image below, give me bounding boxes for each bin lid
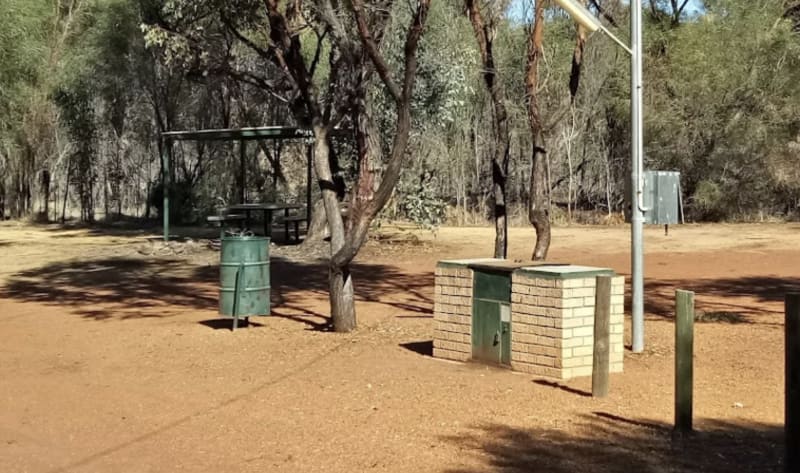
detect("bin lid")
[221,235,270,242]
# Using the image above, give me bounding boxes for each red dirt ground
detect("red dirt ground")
[1,222,798,472]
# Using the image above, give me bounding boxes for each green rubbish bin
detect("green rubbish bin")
[219,236,270,329]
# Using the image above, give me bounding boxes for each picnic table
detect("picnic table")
[224,202,303,239]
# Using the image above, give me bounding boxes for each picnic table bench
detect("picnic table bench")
[223,202,304,241]
[280,213,307,242]
[206,213,246,239]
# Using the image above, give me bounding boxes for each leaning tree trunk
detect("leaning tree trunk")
[526,0,551,261]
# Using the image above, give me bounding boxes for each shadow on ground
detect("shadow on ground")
[270,257,434,315]
[35,217,163,238]
[444,413,782,473]
[1,254,433,322]
[533,380,591,398]
[643,276,800,324]
[400,340,434,357]
[1,258,218,320]
[37,219,302,243]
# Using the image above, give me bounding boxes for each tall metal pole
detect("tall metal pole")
[552,0,645,352]
[630,0,645,352]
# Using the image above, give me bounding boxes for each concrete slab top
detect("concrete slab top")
[517,264,615,279]
[468,260,570,273]
[437,258,504,269]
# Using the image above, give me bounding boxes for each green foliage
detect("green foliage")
[691,179,724,221]
[2,0,800,224]
[148,179,197,224]
[397,171,448,229]
[645,0,800,219]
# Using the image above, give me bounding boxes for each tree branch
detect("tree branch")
[263,0,320,121]
[331,0,431,267]
[589,0,619,28]
[220,15,273,62]
[309,28,329,78]
[350,0,402,102]
[399,0,429,100]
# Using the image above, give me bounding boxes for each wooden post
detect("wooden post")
[786,293,800,472]
[675,289,694,433]
[592,275,612,397]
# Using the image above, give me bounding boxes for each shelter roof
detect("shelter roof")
[161,126,348,141]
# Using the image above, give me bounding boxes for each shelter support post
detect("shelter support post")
[240,139,246,204]
[306,144,313,227]
[162,139,171,242]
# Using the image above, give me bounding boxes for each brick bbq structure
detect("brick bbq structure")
[433,259,625,380]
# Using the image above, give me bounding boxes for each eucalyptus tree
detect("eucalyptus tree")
[144,0,432,332]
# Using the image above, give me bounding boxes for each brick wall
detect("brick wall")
[510,272,625,379]
[432,264,473,361]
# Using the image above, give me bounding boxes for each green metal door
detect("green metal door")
[219,236,271,317]
[472,299,502,363]
[471,267,512,366]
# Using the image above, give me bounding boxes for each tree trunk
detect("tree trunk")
[465,0,511,259]
[329,263,356,332]
[304,132,346,244]
[117,145,123,219]
[311,125,354,332]
[61,160,71,223]
[492,164,508,258]
[41,169,51,221]
[103,161,109,220]
[0,179,5,220]
[526,1,551,260]
[530,132,551,260]
[304,198,328,242]
[567,133,573,221]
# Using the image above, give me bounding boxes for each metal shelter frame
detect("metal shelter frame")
[159,126,317,242]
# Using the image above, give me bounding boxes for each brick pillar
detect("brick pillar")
[432,258,505,362]
[432,263,473,361]
[509,267,625,380]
